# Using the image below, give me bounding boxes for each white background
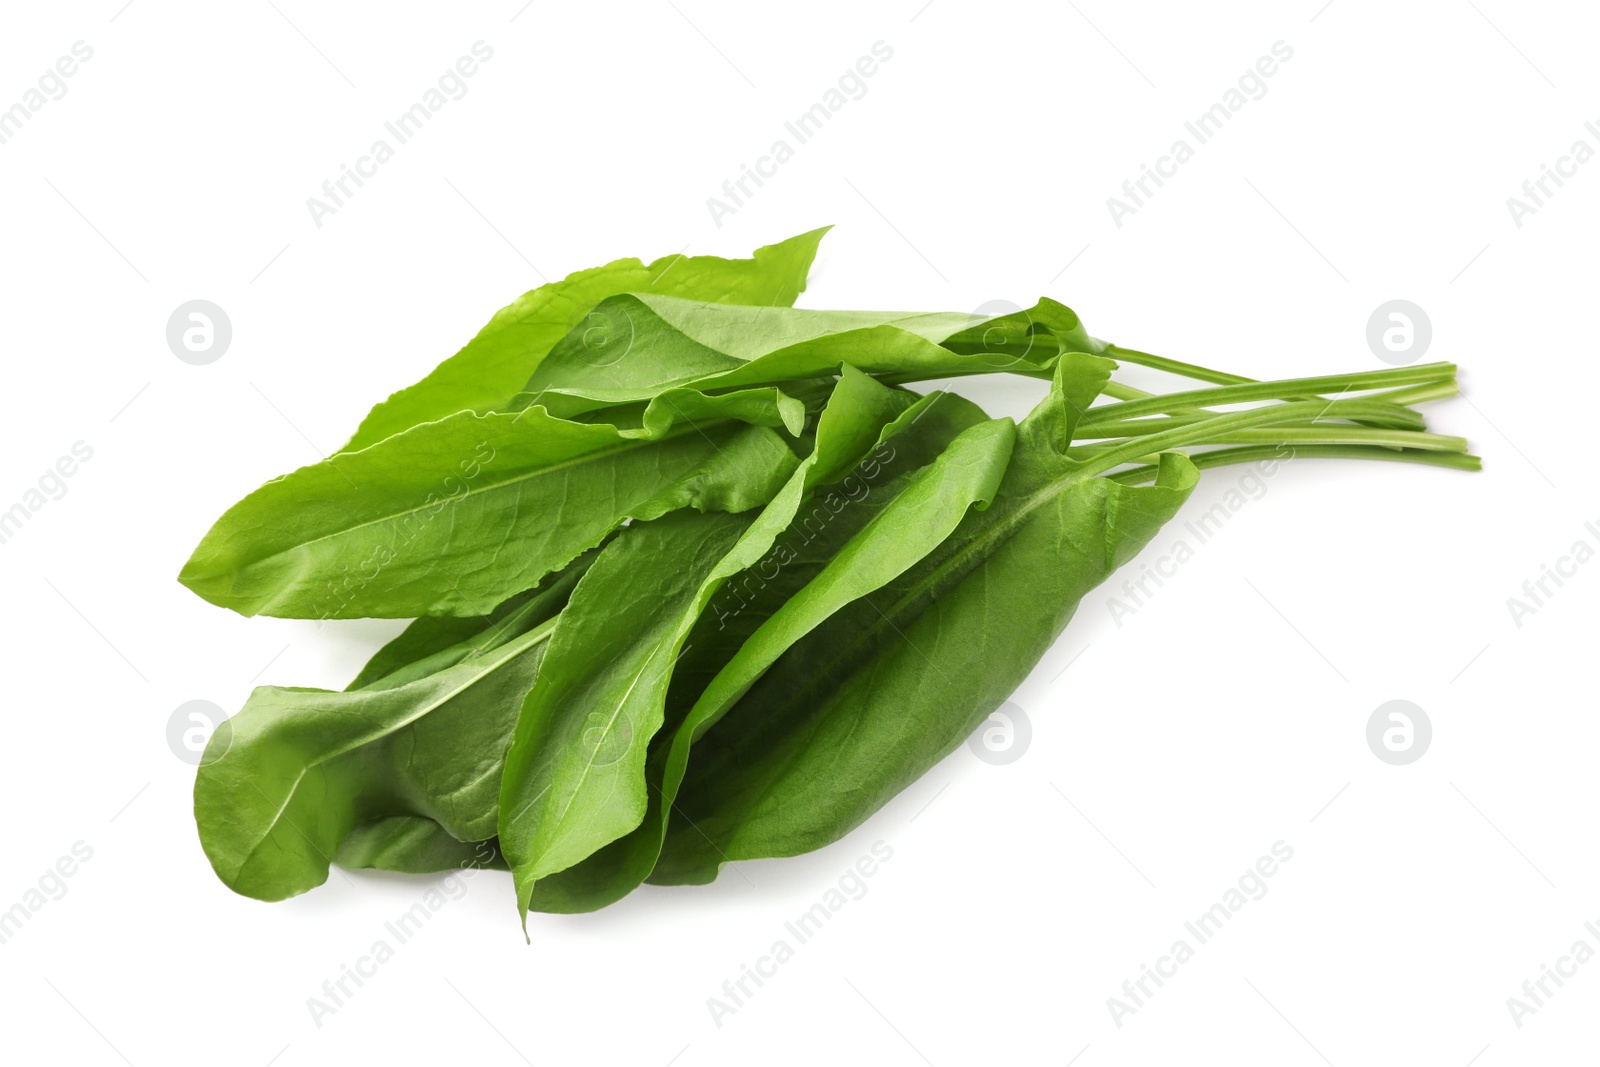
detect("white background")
[0,1,1594,1064]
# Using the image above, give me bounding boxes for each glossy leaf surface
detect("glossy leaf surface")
[342,228,829,451]
[651,355,1198,883]
[180,393,801,619]
[498,368,916,916]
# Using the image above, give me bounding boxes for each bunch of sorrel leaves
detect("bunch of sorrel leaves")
[181,228,1477,925]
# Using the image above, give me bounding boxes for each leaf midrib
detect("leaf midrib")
[212,416,724,580]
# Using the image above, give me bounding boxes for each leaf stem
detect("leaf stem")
[1100,343,1252,386]
[1078,363,1457,426]
[1073,426,1468,456]
[1101,344,1459,430]
[1107,444,1483,484]
[1072,396,1443,481]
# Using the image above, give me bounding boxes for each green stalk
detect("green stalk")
[1371,380,1459,406]
[1101,380,1153,402]
[1100,344,1252,386]
[1076,398,1432,440]
[1101,345,1458,426]
[1073,426,1468,457]
[1107,444,1483,485]
[1071,396,1444,482]
[1201,428,1466,451]
[1077,363,1457,426]
[892,348,1455,431]
[1102,346,1459,406]
[1087,380,1462,440]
